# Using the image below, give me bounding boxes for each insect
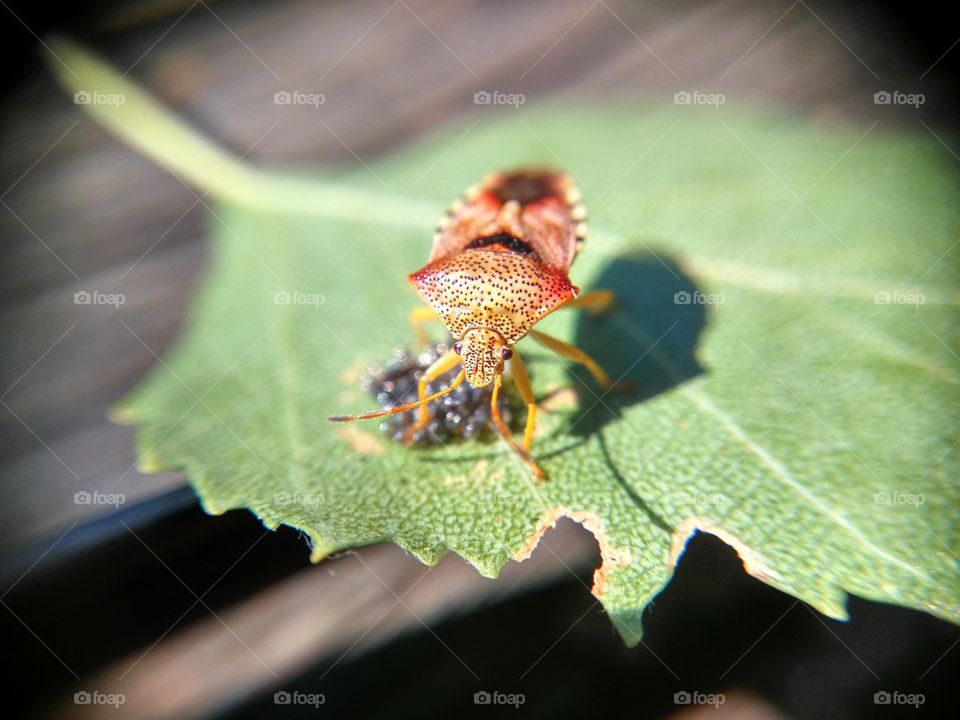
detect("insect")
[329,169,616,479]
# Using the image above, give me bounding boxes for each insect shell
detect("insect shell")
[409,169,587,386]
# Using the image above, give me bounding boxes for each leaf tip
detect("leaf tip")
[107,404,137,426]
[138,449,165,474]
[310,544,337,564]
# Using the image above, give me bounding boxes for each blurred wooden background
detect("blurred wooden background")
[0,1,956,718]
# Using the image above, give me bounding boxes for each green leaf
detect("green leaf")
[53,40,959,645]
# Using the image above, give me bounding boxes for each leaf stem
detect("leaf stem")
[45,37,438,224]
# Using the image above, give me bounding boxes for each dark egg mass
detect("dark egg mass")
[360,344,518,445]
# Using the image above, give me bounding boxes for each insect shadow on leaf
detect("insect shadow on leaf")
[565,249,708,438]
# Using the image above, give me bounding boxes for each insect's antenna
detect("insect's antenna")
[328,370,466,423]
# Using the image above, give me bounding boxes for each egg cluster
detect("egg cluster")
[359,343,516,445]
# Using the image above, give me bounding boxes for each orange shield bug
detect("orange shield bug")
[330,169,616,479]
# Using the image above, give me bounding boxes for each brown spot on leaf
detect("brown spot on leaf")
[337,425,384,455]
[340,362,365,385]
[443,460,493,486]
[540,387,579,412]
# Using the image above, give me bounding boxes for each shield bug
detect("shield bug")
[330,169,616,479]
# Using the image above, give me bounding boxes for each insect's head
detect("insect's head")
[454,328,512,388]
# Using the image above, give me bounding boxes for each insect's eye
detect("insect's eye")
[453,341,463,354]
[501,347,513,360]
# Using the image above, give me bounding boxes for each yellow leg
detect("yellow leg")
[529,329,613,389]
[563,289,615,314]
[491,373,545,480]
[508,348,537,453]
[329,371,464,422]
[409,306,441,346]
[403,348,461,442]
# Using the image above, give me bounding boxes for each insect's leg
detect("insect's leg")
[329,369,464,422]
[409,306,441,347]
[529,329,613,389]
[562,289,615,314]
[403,347,461,442]
[508,347,538,453]
[491,373,545,480]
